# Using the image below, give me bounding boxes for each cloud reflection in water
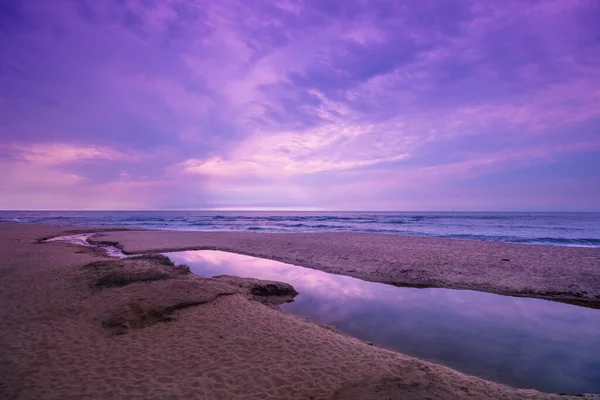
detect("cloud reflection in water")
[165,250,600,394]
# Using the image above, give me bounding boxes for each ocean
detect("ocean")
[2,211,599,247]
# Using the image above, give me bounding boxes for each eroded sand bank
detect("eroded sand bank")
[94,229,600,307]
[1,223,599,399]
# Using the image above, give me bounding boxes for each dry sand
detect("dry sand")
[1,223,599,400]
[94,229,600,308]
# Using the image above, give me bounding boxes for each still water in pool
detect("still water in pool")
[165,250,600,394]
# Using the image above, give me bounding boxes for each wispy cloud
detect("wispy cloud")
[10,143,127,165]
[0,0,598,210]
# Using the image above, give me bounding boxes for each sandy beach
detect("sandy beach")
[1,223,599,399]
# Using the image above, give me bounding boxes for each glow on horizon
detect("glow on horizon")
[1,0,599,211]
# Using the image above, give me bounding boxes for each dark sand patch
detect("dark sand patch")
[81,254,190,289]
[213,274,299,305]
[80,255,300,335]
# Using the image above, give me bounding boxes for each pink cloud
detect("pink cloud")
[9,143,127,165]
[1,0,599,210]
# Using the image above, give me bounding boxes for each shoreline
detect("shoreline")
[2,223,599,399]
[50,228,600,309]
[3,211,599,250]
[85,227,600,309]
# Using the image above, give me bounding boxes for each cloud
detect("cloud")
[10,143,127,165]
[0,0,599,210]
[180,121,412,179]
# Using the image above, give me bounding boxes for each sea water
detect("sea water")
[3,211,600,247]
[166,250,600,394]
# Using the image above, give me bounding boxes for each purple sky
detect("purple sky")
[1,0,599,211]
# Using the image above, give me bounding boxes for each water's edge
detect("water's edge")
[44,232,600,310]
[43,233,600,393]
[44,232,600,312]
[11,210,600,248]
[44,233,128,258]
[165,249,600,394]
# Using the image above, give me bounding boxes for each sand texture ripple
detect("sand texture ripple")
[1,223,599,399]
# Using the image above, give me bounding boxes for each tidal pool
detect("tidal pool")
[165,250,600,394]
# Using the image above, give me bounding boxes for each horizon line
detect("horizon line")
[1,209,599,213]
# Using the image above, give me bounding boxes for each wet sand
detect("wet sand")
[94,229,600,308]
[1,223,599,399]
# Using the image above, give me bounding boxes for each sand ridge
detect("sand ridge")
[1,223,599,399]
